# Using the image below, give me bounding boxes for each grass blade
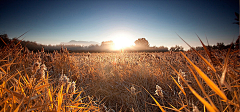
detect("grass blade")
[170,60,218,112]
[187,64,219,111]
[197,34,215,64]
[34,83,50,90]
[171,76,186,96]
[14,96,25,112]
[48,88,53,109]
[187,84,217,112]
[178,105,187,111]
[143,87,166,112]
[180,51,227,101]
[57,85,63,112]
[177,34,216,72]
[0,37,7,46]
[220,44,232,91]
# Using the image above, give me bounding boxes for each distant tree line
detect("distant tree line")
[0,34,168,52]
[1,34,238,53]
[192,41,238,51]
[170,45,184,52]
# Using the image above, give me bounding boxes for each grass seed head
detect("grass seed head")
[155,85,164,98]
[32,61,41,73]
[130,86,136,95]
[35,63,47,80]
[192,103,200,112]
[69,81,76,93]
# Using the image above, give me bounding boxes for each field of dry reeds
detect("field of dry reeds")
[0,37,239,112]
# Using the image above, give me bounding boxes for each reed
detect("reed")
[0,35,239,111]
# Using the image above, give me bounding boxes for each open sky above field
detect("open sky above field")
[0,0,239,50]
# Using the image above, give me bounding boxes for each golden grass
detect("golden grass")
[180,51,228,101]
[0,40,102,111]
[0,36,239,111]
[143,87,166,112]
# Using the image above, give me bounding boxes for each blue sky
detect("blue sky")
[0,0,239,49]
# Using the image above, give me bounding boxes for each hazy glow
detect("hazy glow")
[112,31,135,50]
[0,1,238,49]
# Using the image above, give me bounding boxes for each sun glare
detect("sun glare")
[112,31,134,50]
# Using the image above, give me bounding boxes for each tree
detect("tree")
[233,12,239,25]
[170,45,184,52]
[101,41,114,51]
[217,42,225,50]
[196,46,204,51]
[134,38,149,48]
[101,41,114,47]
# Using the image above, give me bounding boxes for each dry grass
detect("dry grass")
[0,42,106,111]
[0,37,239,112]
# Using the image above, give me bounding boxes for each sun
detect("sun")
[113,37,132,50]
[112,31,134,50]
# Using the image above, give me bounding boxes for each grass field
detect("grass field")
[0,38,239,112]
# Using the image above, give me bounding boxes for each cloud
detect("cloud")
[60,40,99,46]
